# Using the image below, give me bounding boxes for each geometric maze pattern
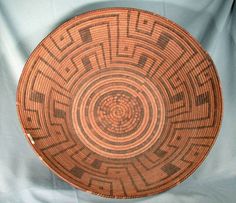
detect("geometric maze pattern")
[16,8,223,198]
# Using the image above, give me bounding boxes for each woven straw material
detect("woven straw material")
[16,8,222,198]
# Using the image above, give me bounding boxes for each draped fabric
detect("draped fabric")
[0,0,235,202]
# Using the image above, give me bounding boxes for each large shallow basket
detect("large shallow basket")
[16,8,222,198]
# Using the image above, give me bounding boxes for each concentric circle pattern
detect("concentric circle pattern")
[71,68,165,159]
[17,8,222,198]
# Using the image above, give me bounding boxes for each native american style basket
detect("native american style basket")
[16,8,222,198]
